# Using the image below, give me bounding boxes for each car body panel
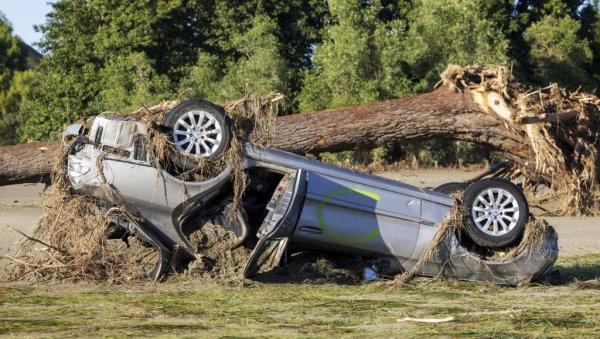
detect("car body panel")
[403,227,559,284]
[241,144,454,208]
[293,196,420,260]
[102,157,233,255]
[67,138,233,257]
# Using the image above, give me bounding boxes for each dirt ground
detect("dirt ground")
[1,170,600,258]
[0,183,44,257]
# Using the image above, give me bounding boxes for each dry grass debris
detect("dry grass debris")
[9,145,157,282]
[395,194,466,284]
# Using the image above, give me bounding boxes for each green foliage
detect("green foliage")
[0,70,34,145]
[0,17,27,92]
[19,0,329,140]
[19,63,96,141]
[20,0,193,140]
[99,53,172,112]
[401,0,510,92]
[298,0,412,112]
[5,0,599,170]
[182,15,289,103]
[525,15,595,89]
[594,18,600,84]
[0,16,29,145]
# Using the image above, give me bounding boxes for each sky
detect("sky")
[0,0,55,51]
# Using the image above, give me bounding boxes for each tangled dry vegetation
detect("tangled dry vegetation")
[394,193,555,285]
[441,65,600,215]
[7,93,284,282]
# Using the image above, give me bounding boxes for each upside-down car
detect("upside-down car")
[62,99,558,284]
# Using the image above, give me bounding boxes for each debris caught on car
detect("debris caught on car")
[10,94,283,282]
[394,193,558,285]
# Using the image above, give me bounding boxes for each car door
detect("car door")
[291,172,421,261]
[243,169,307,277]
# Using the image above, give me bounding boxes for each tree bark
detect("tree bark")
[0,141,58,186]
[259,87,529,157]
[0,86,534,186]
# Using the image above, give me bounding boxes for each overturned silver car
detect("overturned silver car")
[63,100,558,284]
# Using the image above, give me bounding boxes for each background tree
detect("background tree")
[400,0,511,92]
[298,0,411,112]
[524,15,595,89]
[20,0,189,140]
[0,14,30,145]
[19,0,329,140]
[2,0,598,154]
[181,15,289,103]
[0,15,27,91]
[510,0,600,87]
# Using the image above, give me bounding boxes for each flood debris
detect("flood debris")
[397,317,455,324]
[3,69,561,286]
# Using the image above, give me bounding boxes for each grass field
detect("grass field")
[1,254,599,338]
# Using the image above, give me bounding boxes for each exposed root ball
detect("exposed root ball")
[441,64,600,215]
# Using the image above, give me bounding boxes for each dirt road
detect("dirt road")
[0,184,45,256]
[1,175,599,257]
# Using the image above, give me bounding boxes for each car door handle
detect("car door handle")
[298,226,323,236]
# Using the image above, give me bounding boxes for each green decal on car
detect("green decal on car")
[317,189,381,245]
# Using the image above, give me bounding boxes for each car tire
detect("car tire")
[164,100,232,169]
[434,182,468,195]
[463,178,528,248]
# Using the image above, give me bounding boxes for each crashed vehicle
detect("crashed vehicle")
[63,100,558,285]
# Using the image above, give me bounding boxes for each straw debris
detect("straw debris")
[395,194,466,284]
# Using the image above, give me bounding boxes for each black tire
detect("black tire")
[463,178,528,248]
[164,100,232,169]
[434,182,468,195]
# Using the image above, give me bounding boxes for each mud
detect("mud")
[185,223,253,280]
[183,222,364,284]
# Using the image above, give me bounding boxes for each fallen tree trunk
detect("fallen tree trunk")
[258,86,531,159]
[0,87,525,185]
[1,65,598,214]
[0,141,58,186]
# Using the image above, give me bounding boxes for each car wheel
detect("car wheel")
[164,100,232,168]
[105,234,169,281]
[434,182,468,195]
[463,178,528,248]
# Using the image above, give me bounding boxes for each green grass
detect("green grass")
[1,254,600,338]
